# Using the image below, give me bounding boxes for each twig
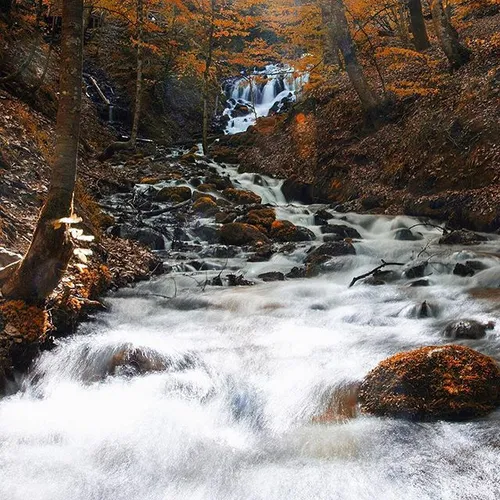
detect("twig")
[349,259,405,288]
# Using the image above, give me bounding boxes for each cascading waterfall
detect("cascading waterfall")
[223,64,309,134]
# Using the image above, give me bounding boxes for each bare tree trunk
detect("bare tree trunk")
[320,1,340,67]
[329,0,382,115]
[431,0,470,69]
[202,0,216,156]
[2,0,84,303]
[408,0,430,50]
[130,0,144,146]
[98,0,143,160]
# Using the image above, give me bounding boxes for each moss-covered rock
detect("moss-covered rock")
[359,345,500,421]
[270,220,315,242]
[222,188,262,205]
[155,186,192,203]
[218,223,270,246]
[192,196,219,216]
[238,208,276,234]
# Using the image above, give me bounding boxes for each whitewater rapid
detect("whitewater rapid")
[0,157,499,500]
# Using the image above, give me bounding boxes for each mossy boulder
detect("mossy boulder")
[222,188,262,205]
[155,186,192,203]
[238,208,276,234]
[359,345,500,421]
[218,223,270,246]
[192,196,219,216]
[270,220,315,242]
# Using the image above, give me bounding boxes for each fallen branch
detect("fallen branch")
[140,199,190,218]
[349,259,405,288]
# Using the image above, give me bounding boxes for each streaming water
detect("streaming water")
[0,156,499,500]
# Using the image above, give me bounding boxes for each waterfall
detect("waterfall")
[222,64,309,135]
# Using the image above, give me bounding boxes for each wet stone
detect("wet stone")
[404,262,428,279]
[442,319,494,340]
[394,228,422,241]
[320,224,362,239]
[453,262,476,277]
[258,272,286,282]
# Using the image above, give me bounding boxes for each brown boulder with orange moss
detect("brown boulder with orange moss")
[222,188,262,205]
[359,345,500,421]
[238,208,276,234]
[270,220,315,242]
[218,223,270,246]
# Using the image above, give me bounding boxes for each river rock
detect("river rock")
[108,346,196,377]
[403,262,428,279]
[439,230,488,245]
[305,241,356,264]
[286,267,307,279]
[442,319,494,340]
[394,228,422,241]
[453,262,476,277]
[270,220,315,242]
[218,223,270,246]
[314,209,334,226]
[192,196,219,216]
[312,382,360,424]
[238,208,276,234]
[192,224,219,244]
[193,190,216,202]
[119,224,165,250]
[320,224,361,239]
[258,271,285,282]
[359,345,500,421]
[155,186,192,203]
[222,188,262,205]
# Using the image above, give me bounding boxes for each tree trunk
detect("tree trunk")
[130,0,144,146]
[202,0,216,156]
[329,0,382,115]
[1,0,84,303]
[431,0,470,69]
[408,0,430,51]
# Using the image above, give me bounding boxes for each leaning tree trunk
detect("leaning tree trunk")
[329,0,382,115]
[408,0,430,51]
[130,0,144,147]
[430,0,470,69]
[1,0,84,303]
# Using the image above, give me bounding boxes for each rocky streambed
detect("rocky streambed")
[0,146,499,500]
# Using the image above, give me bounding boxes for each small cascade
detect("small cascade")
[222,64,309,134]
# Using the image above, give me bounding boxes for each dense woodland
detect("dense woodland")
[0,0,499,449]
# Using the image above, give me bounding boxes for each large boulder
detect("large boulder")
[222,188,262,205]
[218,223,270,246]
[270,220,315,242]
[359,345,500,421]
[155,186,192,203]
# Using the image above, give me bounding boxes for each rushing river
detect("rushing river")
[0,155,499,500]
